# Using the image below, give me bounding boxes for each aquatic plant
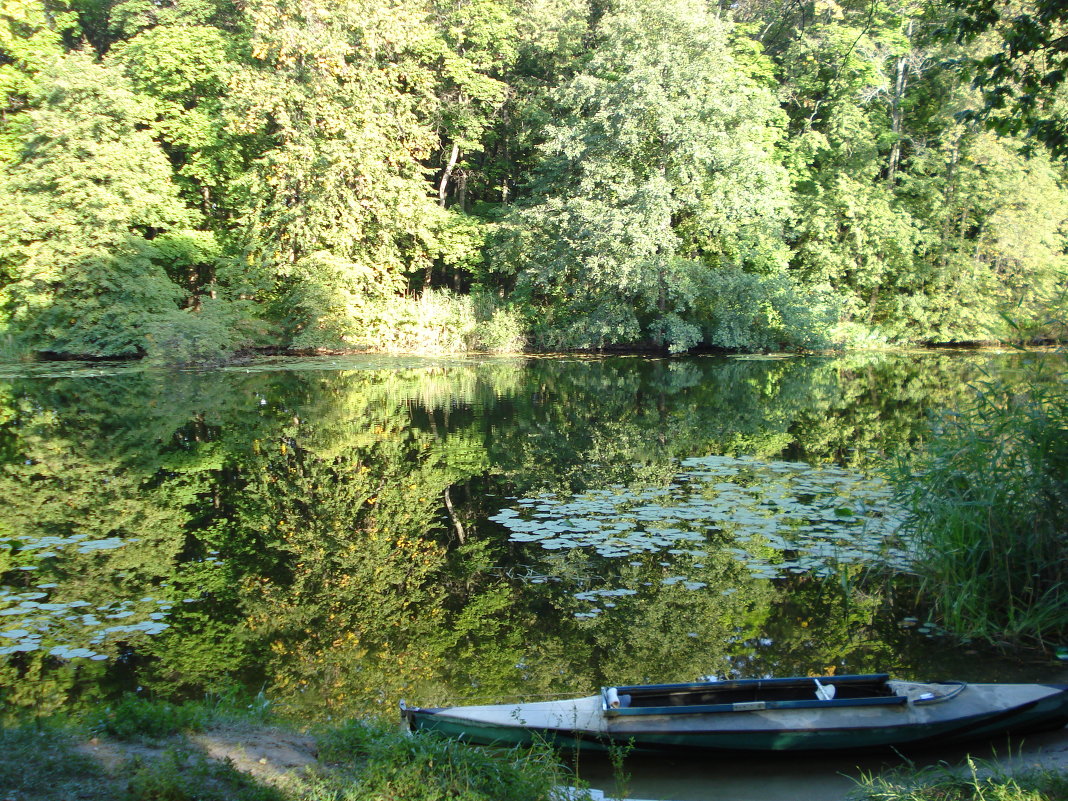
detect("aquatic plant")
[851,756,1068,801]
[892,367,1068,646]
[492,454,907,617]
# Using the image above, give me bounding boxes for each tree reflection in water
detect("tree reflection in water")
[0,351,1047,720]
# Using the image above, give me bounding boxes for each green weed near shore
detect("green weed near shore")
[315,719,578,800]
[892,367,1068,647]
[850,757,1068,800]
[1,696,586,801]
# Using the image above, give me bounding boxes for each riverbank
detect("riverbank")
[3,710,1067,801]
[0,711,585,801]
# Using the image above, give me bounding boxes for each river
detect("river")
[0,350,1064,796]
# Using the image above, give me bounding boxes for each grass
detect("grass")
[0,695,589,801]
[850,757,1068,800]
[892,366,1068,647]
[126,747,287,801]
[316,718,580,800]
[0,722,111,800]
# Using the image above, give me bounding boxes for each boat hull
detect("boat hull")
[402,681,1068,755]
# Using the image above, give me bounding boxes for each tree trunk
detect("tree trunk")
[456,169,468,213]
[443,486,465,544]
[887,58,907,183]
[887,21,913,184]
[438,142,460,208]
[939,138,961,269]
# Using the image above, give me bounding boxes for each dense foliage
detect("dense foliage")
[892,362,1068,646]
[0,0,1066,359]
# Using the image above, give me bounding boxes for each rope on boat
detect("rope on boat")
[912,680,968,705]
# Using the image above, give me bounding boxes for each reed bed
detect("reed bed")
[892,367,1068,647]
[851,757,1068,800]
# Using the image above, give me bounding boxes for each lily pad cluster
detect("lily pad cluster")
[0,588,173,659]
[0,585,173,662]
[0,531,174,661]
[2,532,129,558]
[491,454,908,618]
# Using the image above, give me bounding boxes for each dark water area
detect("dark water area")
[0,350,1063,741]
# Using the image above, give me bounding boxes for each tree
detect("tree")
[0,53,198,356]
[109,24,243,224]
[0,0,77,161]
[426,0,515,213]
[228,0,445,348]
[947,0,1068,156]
[776,0,1068,344]
[495,0,797,352]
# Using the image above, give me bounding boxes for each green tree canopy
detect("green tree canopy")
[494,0,802,351]
[0,53,196,356]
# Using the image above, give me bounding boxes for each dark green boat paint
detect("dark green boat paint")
[401,676,1068,755]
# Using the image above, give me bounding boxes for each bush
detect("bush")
[90,695,209,741]
[891,362,1068,646]
[309,289,529,355]
[472,291,527,353]
[317,720,585,801]
[142,298,264,365]
[693,267,841,352]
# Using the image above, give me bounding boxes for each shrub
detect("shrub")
[90,695,209,741]
[891,363,1068,646]
[692,267,841,352]
[142,298,263,365]
[317,720,586,801]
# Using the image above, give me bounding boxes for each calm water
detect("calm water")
[0,350,1064,795]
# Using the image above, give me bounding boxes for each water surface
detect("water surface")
[0,351,1062,779]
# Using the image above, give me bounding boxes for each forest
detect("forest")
[1,0,1066,361]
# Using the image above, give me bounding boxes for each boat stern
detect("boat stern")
[399,700,444,733]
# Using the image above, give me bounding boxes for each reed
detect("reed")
[851,756,1068,800]
[892,364,1068,647]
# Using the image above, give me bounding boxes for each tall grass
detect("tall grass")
[317,719,581,801]
[347,289,527,354]
[851,757,1068,800]
[892,365,1068,647]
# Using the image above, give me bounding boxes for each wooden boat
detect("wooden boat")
[400,674,1068,754]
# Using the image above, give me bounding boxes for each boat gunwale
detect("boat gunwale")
[603,694,908,716]
[602,673,900,717]
[608,673,891,696]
